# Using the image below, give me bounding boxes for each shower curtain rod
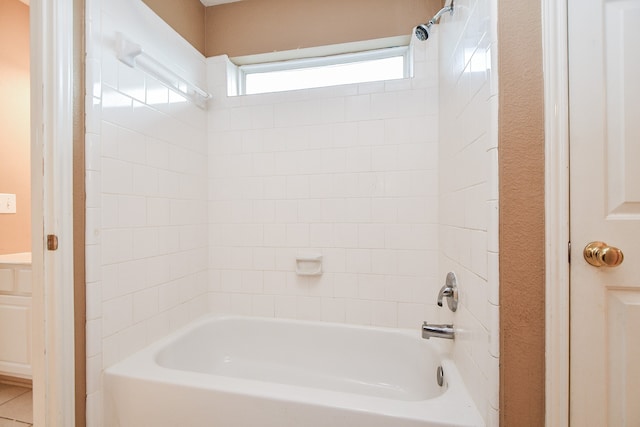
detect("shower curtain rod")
[115,33,211,109]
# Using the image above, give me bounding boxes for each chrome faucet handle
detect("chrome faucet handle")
[437,272,458,312]
[436,287,453,305]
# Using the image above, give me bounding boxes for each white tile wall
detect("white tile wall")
[207,38,442,331]
[438,0,499,425]
[85,0,208,425]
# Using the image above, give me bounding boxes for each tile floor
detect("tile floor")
[0,384,32,426]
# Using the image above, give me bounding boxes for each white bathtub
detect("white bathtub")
[105,315,484,427]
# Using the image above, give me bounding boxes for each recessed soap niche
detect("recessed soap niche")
[295,253,323,276]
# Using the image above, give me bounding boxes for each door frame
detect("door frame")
[542,0,571,425]
[30,0,77,425]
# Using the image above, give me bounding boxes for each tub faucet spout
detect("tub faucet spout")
[422,322,455,340]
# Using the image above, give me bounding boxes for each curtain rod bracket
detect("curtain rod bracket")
[116,34,143,68]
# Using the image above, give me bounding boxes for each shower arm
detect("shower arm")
[429,2,454,26]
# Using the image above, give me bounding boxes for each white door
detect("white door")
[569,0,640,425]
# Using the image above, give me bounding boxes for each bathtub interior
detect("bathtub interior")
[155,316,442,401]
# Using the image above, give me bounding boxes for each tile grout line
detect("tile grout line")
[0,415,31,426]
[0,387,33,425]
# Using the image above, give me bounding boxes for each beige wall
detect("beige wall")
[205,0,442,57]
[141,0,206,54]
[498,0,546,425]
[73,0,86,423]
[0,0,30,255]
[142,0,442,58]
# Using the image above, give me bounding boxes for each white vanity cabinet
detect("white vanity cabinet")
[0,253,32,379]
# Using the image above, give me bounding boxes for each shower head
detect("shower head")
[415,23,431,41]
[415,2,454,41]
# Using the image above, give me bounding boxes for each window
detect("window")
[237,46,411,96]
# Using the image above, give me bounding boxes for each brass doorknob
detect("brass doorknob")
[583,241,624,267]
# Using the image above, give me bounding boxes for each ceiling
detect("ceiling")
[200,0,243,5]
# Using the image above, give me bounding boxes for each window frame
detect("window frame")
[237,45,412,96]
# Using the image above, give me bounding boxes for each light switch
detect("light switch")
[0,194,17,214]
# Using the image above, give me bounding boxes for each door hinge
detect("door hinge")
[568,240,571,264]
[47,234,59,251]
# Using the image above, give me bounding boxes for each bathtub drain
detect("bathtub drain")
[436,365,444,387]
